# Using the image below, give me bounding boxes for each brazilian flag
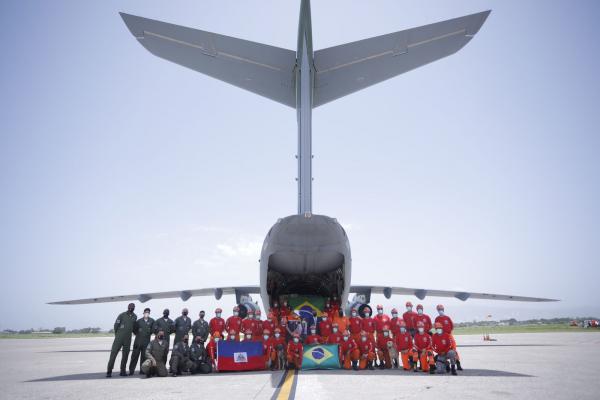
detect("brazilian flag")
[302,344,340,370]
[288,295,326,326]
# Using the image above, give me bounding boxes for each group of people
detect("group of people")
[106,297,463,378]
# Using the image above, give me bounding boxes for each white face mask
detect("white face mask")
[245,335,252,340]
[322,317,327,321]
[256,315,261,320]
[310,331,316,335]
[361,337,367,342]
[215,338,220,342]
[417,310,423,315]
[343,336,349,341]
[351,312,357,317]
[392,313,398,318]
[293,338,299,343]
[436,329,443,334]
[406,307,412,312]
[263,335,269,340]
[233,312,239,317]
[438,311,444,316]
[378,310,383,315]
[332,328,338,333]
[216,313,221,318]
[418,328,424,334]
[400,327,406,333]
[364,313,370,317]
[143,313,150,318]
[275,333,280,338]
[383,332,389,337]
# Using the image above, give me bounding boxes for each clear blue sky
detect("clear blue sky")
[1,0,599,330]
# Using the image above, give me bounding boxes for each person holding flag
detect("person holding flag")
[357,331,376,370]
[340,330,360,370]
[287,332,303,370]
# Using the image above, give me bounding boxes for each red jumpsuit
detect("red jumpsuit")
[206,339,218,370]
[286,341,303,369]
[318,320,333,341]
[349,316,362,341]
[394,332,415,370]
[389,317,403,337]
[225,316,242,338]
[413,332,434,372]
[262,319,275,335]
[361,317,376,341]
[262,337,277,368]
[241,318,258,336]
[253,320,264,341]
[374,313,390,336]
[339,338,359,369]
[415,314,432,333]
[376,334,394,369]
[403,311,418,332]
[435,314,459,360]
[305,334,322,345]
[327,331,343,346]
[209,317,225,337]
[432,333,452,354]
[357,338,376,369]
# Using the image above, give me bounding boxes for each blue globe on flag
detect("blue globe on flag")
[311,347,325,360]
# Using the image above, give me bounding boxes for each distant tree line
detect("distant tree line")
[456,317,599,327]
[1,327,104,334]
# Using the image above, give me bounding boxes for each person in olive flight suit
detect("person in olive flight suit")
[141,330,170,378]
[189,335,212,374]
[174,308,192,345]
[170,334,194,376]
[106,303,137,377]
[192,310,210,343]
[129,307,155,375]
[152,309,175,359]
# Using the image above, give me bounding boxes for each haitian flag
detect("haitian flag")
[288,295,326,327]
[217,340,264,371]
[302,344,340,370]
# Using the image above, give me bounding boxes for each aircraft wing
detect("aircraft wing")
[120,13,297,107]
[350,285,558,302]
[48,286,261,305]
[313,10,491,107]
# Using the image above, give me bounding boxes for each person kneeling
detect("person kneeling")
[432,322,457,375]
[170,334,194,376]
[189,335,212,374]
[286,333,303,370]
[141,330,169,378]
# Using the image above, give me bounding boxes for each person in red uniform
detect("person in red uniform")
[263,312,275,335]
[206,331,221,371]
[327,323,343,345]
[330,295,341,318]
[432,322,458,375]
[253,310,264,341]
[375,325,393,369]
[271,300,281,322]
[305,325,322,344]
[242,330,254,342]
[318,313,333,342]
[389,308,403,337]
[209,308,226,337]
[324,299,332,317]
[361,307,376,341]
[261,329,277,370]
[286,333,303,370]
[241,310,257,337]
[415,304,432,334]
[434,304,462,370]
[403,301,418,336]
[281,300,292,319]
[349,308,362,342]
[394,320,415,370]
[413,321,435,373]
[357,331,376,370]
[225,306,242,339]
[272,328,287,370]
[339,330,360,370]
[227,328,239,342]
[374,305,390,338]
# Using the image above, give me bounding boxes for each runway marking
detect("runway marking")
[271,369,298,400]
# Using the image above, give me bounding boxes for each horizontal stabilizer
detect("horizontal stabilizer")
[350,285,558,302]
[313,10,491,107]
[120,13,297,107]
[48,286,260,305]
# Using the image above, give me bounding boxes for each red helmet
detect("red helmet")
[416,321,425,328]
[398,320,406,327]
[213,332,222,338]
[377,304,383,310]
[406,301,413,307]
[434,322,443,329]
[391,308,398,314]
[256,309,261,315]
[436,304,445,311]
[263,329,271,335]
[416,304,423,310]
[215,308,222,313]
[229,329,237,335]
[343,330,350,336]
[293,332,300,338]
[360,330,368,337]
[274,328,281,333]
[382,325,390,331]
[233,306,240,312]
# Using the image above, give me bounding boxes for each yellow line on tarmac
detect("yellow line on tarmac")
[276,369,298,400]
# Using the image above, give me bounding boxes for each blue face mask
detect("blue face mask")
[400,327,406,333]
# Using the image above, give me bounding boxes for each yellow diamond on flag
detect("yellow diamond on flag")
[295,300,323,317]
[306,346,333,365]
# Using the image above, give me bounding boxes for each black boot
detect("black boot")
[456,360,463,371]
[378,360,385,370]
[129,369,135,376]
[119,371,127,377]
[106,371,112,378]
[451,365,457,375]
[429,366,435,374]
[368,361,375,370]
[352,361,358,371]
[446,362,450,373]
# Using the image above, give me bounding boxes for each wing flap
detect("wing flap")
[120,13,297,107]
[313,10,491,107]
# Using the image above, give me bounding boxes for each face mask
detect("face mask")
[417,310,423,315]
[216,313,221,318]
[200,314,205,319]
[183,311,188,316]
[143,312,150,318]
[418,328,424,334]
[233,312,239,317]
[438,311,444,316]
[332,328,338,333]
[351,312,357,317]
[293,338,299,343]
[361,337,367,342]
[383,332,389,337]
[163,312,169,318]
[322,317,327,321]
[215,338,220,342]
[256,315,261,320]
[436,329,443,334]
[196,339,202,344]
[310,330,316,335]
[343,336,349,341]
[392,313,398,318]
[378,310,383,315]
[263,335,269,340]
[275,333,280,338]
[364,313,370,317]
[406,307,412,312]
[158,335,164,340]
[400,327,406,333]
[245,335,251,340]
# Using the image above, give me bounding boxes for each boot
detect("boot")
[368,361,375,370]
[446,362,450,373]
[451,365,457,376]
[145,370,152,379]
[378,360,385,370]
[106,371,112,378]
[352,361,358,371]
[119,371,127,377]
[429,366,435,374]
[129,369,135,376]
[456,360,463,371]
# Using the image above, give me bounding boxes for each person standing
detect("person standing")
[403,301,418,336]
[192,310,209,343]
[129,307,154,375]
[286,333,303,370]
[153,309,175,359]
[106,303,137,378]
[225,306,242,340]
[415,304,432,334]
[349,308,362,342]
[374,305,390,338]
[361,307,376,341]
[174,308,192,345]
[209,308,226,337]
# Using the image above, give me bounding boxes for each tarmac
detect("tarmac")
[1,332,599,400]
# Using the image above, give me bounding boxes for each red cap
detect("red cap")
[360,330,367,336]
[436,304,444,311]
[416,321,425,327]
[434,322,443,329]
[215,308,222,313]
[416,304,423,310]
[406,301,413,307]
[382,325,390,331]
[391,308,398,313]
[377,304,383,309]
[263,329,270,335]
[343,330,350,336]
[229,329,237,334]
[274,328,281,333]
[233,306,240,312]
[213,332,221,338]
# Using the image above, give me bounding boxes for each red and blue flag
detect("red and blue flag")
[217,340,264,371]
